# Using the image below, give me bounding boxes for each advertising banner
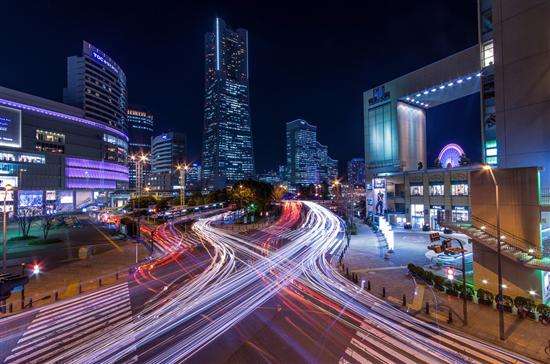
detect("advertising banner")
[0,106,21,148]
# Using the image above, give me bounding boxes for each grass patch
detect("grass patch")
[8,235,39,242]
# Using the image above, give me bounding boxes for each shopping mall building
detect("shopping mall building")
[0,86,129,213]
[363,1,550,302]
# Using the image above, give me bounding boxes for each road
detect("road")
[0,201,540,363]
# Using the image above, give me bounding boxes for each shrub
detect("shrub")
[537,303,550,318]
[477,288,494,305]
[433,275,445,290]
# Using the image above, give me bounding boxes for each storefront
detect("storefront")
[429,205,444,230]
[410,204,425,228]
[452,206,469,222]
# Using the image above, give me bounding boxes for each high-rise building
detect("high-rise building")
[63,41,128,133]
[202,18,254,190]
[186,162,202,191]
[127,106,154,189]
[148,132,186,191]
[347,158,366,186]
[286,119,337,186]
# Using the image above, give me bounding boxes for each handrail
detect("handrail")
[469,215,533,248]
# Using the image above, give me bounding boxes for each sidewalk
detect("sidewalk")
[2,233,149,315]
[343,221,550,363]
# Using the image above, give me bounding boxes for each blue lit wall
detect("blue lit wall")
[426,92,481,167]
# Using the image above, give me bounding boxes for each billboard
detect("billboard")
[18,190,43,208]
[0,106,21,148]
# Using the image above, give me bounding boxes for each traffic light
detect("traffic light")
[0,273,29,301]
[446,267,455,281]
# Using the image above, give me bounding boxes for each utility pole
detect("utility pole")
[2,184,13,273]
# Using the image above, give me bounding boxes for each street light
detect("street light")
[483,164,504,340]
[2,183,13,273]
[176,163,189,207]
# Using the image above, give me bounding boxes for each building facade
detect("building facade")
[127,106,154,189]
[347,158,366,186]
[202,18,254,190]
[63,41,128,133]
[286,119,337,186]
[186,162,202,192]
[148,132,186,191]
[0,86,129,212]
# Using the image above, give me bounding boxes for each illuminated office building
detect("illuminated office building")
[202,18,254,190]
[64,41,128,133]
[127,106,154,188]
[286,119,337,186]
[148,132,186,191]
[347,158,366,186]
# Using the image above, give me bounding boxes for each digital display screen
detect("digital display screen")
[46,190,56,201]
[59,190,74,205]
[0,106,21,148]
[0,176,18,188]
[18,190,43,207]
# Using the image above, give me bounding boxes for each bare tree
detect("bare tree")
[41,214,57,239]
[17,207,40,238]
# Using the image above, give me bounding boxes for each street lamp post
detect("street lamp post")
[2,184,13,273]
[446,238,468,326]
[176,164,189,207]
[483,164,504,340]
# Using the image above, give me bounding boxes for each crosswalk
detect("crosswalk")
[4,282,133,364]
[338,321,440,364]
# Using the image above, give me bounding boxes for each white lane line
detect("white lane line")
[27,290,130,331]
[343,348,373,364]
[33,282,128,321]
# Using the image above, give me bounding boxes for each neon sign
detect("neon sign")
[92,51,119,74]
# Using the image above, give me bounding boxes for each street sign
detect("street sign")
[429,232,440,242]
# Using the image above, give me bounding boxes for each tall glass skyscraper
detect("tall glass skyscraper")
[286,119,337,186]
[202,18,254,190]
[127,106,154,188]
[63,41,128,133]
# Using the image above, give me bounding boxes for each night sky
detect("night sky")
[1,1,479,174]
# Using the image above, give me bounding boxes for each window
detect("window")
[482,40,494,67]
[36,130,65,153]
[410,184,423,196]
[452,206,469,222]
[429,184,444,196]
[451,183,469,196]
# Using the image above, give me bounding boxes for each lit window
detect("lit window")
[482,41,494,67]
[486,148,497,157]
[451,183,469,196]
[429,184,444,196]
[410,185,423,196]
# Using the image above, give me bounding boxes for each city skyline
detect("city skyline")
[0,1,478,173]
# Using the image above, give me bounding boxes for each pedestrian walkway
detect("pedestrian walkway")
[4,282,133,364]
[342,220,550,363]
[3,240,148,313]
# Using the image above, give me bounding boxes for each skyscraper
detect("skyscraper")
[347,158,366,186]
[286,119,337,186]
[127,106,154,188]
[148,132,186,191]
[63,41,128,133]
[202,18,254,190]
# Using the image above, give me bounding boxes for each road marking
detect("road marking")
[89,222,123,252]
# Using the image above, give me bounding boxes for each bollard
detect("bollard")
[425,302,430,314]
[98,278,102,287]
[402,294,407,306]
[382,287,386,298]
[54,291,59,301]
[448,310,453,324]
[21,289,25,310]
[78,282,82,294]
[367,280,371,291]
[116,271,119,280]
[8,303,12,313]
[28,298,33,308]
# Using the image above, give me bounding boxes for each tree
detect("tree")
[459,153,471,166]
[41,214,57,239]
[417,161,424,170]
[433,157,442,168]
[17,207,40,238]
[272,185,287,201]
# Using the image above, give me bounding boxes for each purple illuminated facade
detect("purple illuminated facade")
[0,85,130,213]
[65,158,129,190]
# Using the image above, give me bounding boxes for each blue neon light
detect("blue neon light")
[216,18,220,71]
